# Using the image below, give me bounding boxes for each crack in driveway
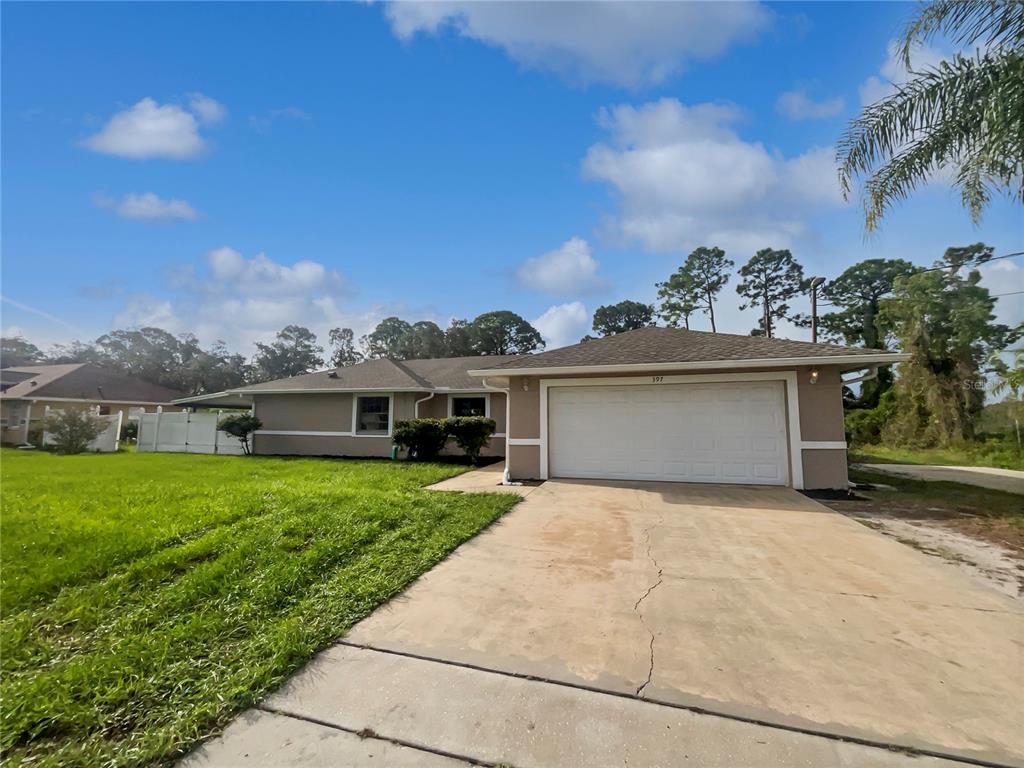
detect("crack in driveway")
[634,495,664,697]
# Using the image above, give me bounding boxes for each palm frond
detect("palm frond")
[838,49,1024,228]
[900,0,1024,68]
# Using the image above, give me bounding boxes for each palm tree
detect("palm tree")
[991,348,1024,400]
[838,0,1024,230]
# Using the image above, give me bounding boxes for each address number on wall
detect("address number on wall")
[651,376,665,383]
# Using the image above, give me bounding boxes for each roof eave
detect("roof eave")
[467,353,910,378]
[221,386,435,396]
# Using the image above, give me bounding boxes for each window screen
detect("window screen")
[451,396,486,417]
[356,396,390,434]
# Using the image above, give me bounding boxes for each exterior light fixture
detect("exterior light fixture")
[522,379,530,391]
[809,368,820,385]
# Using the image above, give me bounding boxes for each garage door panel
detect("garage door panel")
[549,382,789,486]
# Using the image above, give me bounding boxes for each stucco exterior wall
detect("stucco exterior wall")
[250,391,505,458]
[254,393,355,431]
[501,365,849,489]
[802,448,850,490]
[414,392,507,434]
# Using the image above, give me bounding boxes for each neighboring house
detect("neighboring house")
[176,356,520,458]
[177,328,906,490]
[467,327,907,490]
[0,364,186,445]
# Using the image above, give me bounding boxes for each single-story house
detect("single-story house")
[177,328,907,490]
[0,363,186,445]
[177,355,520,459]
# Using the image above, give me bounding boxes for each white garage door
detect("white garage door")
[548,382,790,485]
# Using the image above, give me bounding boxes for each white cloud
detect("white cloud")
[197,247,348,297]
[516,236,605,295]
[532,301,590,350]
[113,294,180,330]
[776,89,844,120]
[980,260,1024,331]
[249,107,312,132]
[187,92,227,124]
[112,249,360,353]
[582,97,844,254]
[384,1,770,87]
[82,98,208,159]
[859,40,950,106]
[93,192,200,221]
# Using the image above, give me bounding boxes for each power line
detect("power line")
[814,250,1024,307]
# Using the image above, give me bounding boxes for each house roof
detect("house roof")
[468,326,908,375]
[225,355,523,396]
[0,364,186,403]
[401,356,521,390]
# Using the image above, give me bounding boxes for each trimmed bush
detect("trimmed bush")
[217,413,262,455]
[43,409,106,455]
[445,416,496,465]
[393,418,449,460]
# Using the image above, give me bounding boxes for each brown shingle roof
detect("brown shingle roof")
[401,356,522,389]
[469,326,902,372]
[0,364,185,403]
[230,355,523,394]
[236,359,428,392]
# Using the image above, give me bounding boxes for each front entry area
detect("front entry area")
[547,380,790,485]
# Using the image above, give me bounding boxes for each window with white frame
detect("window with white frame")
[451,395,487,417]
[355,396,390,435]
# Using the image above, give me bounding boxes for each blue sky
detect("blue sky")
[2,1,1021,353]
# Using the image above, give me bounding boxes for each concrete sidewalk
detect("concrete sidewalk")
[182,644,968,768]
[858,463,1024,494]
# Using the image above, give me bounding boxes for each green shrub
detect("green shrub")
[393,418,449,460]
[217,413,262,455]
[43,409,106,455]
[120,420,139,442]
[845,389,896,447]
[445,416,496,464]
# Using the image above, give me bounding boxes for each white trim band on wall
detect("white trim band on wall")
[255,430,355,437]
[801,441,848,450]
[508,437,541,446]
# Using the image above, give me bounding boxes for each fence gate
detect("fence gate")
[138,412,245,455]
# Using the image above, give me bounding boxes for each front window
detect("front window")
[451,396,487,417]
[356,396,390,435]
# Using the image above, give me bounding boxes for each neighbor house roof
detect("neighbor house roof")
[204,355,524,398]
[0,364,186,403]
[468,327,909,376]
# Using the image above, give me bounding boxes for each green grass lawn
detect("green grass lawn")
[850,442,1024,471]
[0,449,518,767]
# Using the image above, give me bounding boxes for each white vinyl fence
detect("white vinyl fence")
[43,408,123,453]
[137,411,246,455]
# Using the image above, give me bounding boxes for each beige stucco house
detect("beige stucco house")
[178,328,906,490]
[0,364,186,445]
[178,356,517,459]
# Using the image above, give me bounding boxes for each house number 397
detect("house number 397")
[651,376,665,383]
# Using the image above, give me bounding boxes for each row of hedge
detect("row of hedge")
[393,416,496,463]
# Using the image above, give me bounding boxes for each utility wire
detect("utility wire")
[814,250,1024,307]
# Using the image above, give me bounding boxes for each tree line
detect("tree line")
[0,310,547,396]
[2,242,1020,452]
[587,242,1021,450]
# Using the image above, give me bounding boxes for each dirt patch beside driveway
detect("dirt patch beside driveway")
[347,480,1024,766]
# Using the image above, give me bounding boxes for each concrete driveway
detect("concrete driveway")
[186,476,1024,767]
